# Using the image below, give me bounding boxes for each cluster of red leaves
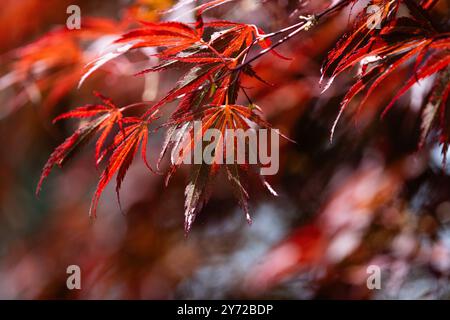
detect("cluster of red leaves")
[37,0,284,233]
[35,0,449,233]
[0,18,123,116]
[321,0,450,156]
[36,92,153,218]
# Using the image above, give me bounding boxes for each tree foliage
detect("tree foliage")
[2,0,449,234]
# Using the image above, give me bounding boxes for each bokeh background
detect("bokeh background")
[0,0,449,299]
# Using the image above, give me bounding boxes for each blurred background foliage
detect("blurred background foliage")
[0,0,450,299]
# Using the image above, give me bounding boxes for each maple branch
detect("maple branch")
[234,0,353,72]
[236,16,317,71]
[200,39,232,70]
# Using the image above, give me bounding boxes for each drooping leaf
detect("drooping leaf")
[90,117,153,217]
[321,4,450,152]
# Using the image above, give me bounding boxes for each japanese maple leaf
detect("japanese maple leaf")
[79,20,213,86]
[321,3,450,152]
[38,2,288,230]
[160,103,279,233]
[36,93,145,196]
[115,21,203,57]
